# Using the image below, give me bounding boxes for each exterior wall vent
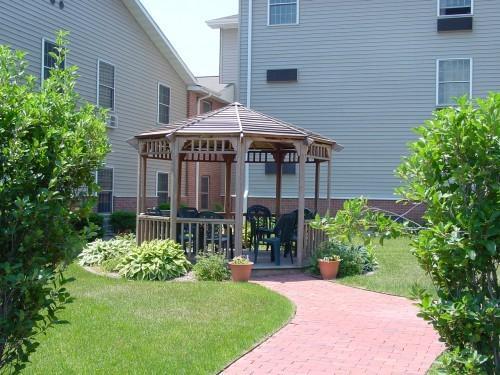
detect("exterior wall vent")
[438,17,473,32]
[267,69,298,82]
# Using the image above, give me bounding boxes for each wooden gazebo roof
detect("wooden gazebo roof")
[136,102,342,150]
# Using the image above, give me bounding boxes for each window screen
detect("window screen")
[269,0,298,25]
[202,100,213,113]
[438,59,471,106]
[200,176,210,210]
[157,172,169,204]
[43,40,64,80]
[439,0,472,16]
[97,168,113,213]
[158,84,170,124]
[98,61,115,110]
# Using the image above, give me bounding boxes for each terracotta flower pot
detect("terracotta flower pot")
[229,262,254,282]
[318,260,340,280]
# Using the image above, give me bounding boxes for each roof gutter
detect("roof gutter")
[244,0,253,212]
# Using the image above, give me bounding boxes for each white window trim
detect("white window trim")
[95,167,114,214]
[156,171,169,199]
[157,82,171,125]
[41,37,66,84]
[437,0,474,17]
[97,59,116,113]
[267,0,300,26]
[435,58,473,107]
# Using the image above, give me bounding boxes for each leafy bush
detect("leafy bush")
[193,254,230,281]
[110,211,136,234]
[0,33,109,372]
[397,94,500,374]
[311,241,375,277]
[158,202,170,210]
[72,213,104,240]
[78,234,136,268]
[117,240,191,281]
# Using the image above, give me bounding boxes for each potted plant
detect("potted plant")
[318,255,341,280]
[229,256,253,282]
[158,202,170,217]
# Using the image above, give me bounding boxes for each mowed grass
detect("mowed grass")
[337,238,435,298]
[23,265,294,375]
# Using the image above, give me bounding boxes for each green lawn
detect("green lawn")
[23,265,294,375]
[337,238,435,298]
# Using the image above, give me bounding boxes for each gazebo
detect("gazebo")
[131,103,342,266]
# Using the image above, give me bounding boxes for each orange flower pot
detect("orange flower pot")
[318,260,340,280]
[229,262,254,282]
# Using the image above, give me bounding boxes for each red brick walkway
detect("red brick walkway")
[223,274,444,375]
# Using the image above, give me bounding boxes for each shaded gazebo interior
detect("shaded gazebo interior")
[131,103,342,267]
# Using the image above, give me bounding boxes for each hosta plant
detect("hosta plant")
[78,234,136,268]
[117,240,191,281]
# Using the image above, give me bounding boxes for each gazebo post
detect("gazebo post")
[233,138,247,257]
[176,154,184,210]
[223,154,234,218]
[314,160,320,214]
[273,149,284,217]
[169,138,179,239]
[326,146,333,214]
[295,141,307,267]
[141,156,148,214]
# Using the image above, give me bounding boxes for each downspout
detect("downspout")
[195,92,213,210]
[244,0,253,213]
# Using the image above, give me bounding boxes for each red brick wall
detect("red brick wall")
[113,197,158,212]
[182,92,227,210]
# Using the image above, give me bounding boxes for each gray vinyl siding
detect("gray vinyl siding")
[0,0,186,200]
[220,28,239,87]
[239,0,500,199]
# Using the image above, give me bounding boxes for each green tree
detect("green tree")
[0,33,110,372]
[397,94,500,374]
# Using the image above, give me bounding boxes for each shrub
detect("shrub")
[397,94,500,374]
[78,234,136,268]
[117,240,191,281]
[193,254,231,281]
[72,213,104,240]
[110,211,136,234]
[311,241,374,277]
[158,202,170,210]
[0,33,109,371]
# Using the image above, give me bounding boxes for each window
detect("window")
[200,176,210,210]
[437,59,472,107]
[42,39,65,80]
[202,100,213,113]
[156,172,169,204]
[98,60,115,111]
[269,0,298,25]
[96,168,113,213]
[439,0,472,16]
[158,84,170,124]
[265,162,296,175]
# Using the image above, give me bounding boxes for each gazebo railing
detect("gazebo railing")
[137,215,171,244]
[137,216,324,265]
[137,215,235,258]
[177,218,235,258]
[303,220,327,262]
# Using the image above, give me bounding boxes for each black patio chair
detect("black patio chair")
[288,208,316,258]
[246,205,273,259]
[198,211,232,256]
[262,213,297,266]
